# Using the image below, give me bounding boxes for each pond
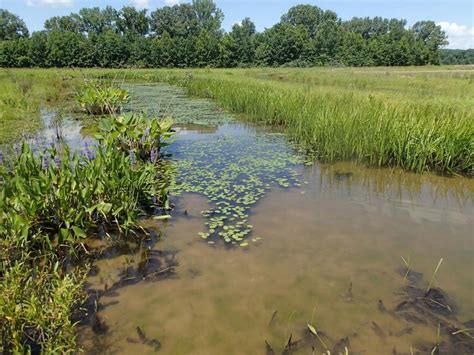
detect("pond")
[64,84,472,354]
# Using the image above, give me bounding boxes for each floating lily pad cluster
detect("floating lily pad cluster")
[169,134,305,246]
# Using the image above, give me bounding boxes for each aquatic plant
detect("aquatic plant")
[0,142,166,254]
[76,80,129,115]
[401,255,411,286]
[427,258,444,292]
[307,306,329,351]
[122,83,233,126]
[96,113,174,163]
[134,68,474,175]
[0,262,87,353]
[169,134,304,245]
[0,113,174,352]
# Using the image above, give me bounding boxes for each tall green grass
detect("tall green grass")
[0,69,78,143]
[139,68,473,175]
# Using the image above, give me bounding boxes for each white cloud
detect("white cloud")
[27,0,74,6]
[165,0,180,5]
[130,0,150,9]
[233,21,242,27]
[437,22,474,49]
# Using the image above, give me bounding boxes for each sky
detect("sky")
[1,0,473,49]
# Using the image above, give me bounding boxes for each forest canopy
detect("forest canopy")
[0,1,465,68]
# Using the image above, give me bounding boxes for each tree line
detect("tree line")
[0,1,452,68]
[440,49,474,65]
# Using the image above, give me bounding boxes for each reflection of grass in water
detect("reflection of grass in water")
[169,134,306,246]
[123,83,233,126]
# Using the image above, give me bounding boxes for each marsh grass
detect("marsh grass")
[3,67,472,174]
[99,66,473,175]
[427,258,444,292]
[0,69,77,143]
[167,73,473,175]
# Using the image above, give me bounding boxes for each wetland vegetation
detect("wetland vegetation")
[0,3,473,353]
[0,67,472,354]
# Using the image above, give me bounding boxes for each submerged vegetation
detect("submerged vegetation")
[0,112,174,352]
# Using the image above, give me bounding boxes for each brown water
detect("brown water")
[78,120,474,354]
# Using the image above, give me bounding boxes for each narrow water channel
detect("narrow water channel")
[71,84,473,354]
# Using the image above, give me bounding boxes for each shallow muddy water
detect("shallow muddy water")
[75,84,474,354]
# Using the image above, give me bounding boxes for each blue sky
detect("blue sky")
[2,0,473,48]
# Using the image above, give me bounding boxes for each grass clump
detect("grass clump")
[0,112,174,353]
[0,262,86,354]
[76,80,129,115]
[97,113,174,163]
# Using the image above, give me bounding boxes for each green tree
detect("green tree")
[150,4,199,37]
[29,31,48,67]
[0,9,29,40]
[46,30,86,67]
[92,29,129,67]
[78,6,118,35]
[117,6,149,36]
[256,23,309,66]
[220,18,256,66]
[281,4,323,38]
[412,21,448,64]
[44,14,82,33]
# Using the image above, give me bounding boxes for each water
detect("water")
[70,84,473,354]
[0,109,95,157]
